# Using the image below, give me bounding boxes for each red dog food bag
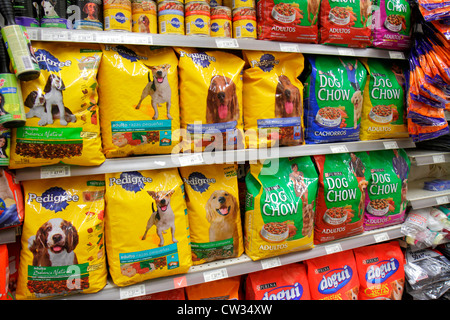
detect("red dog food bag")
[0,244,9,300]
[245,263,311,300]
[185,276,242,300]
[319,0,372,47]
[306,250,360,300]
[353,241,405,300]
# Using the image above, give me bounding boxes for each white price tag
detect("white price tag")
[42,30,70,41]
[40,165,71,179]
[337,48,355,56]
[383,141,398,149]
[389,51,405,59]
[330,145,349,153]
[27,28,40,41]
[203,268,228,282]
[71,32,95,42]
[261,257,281,270]
[279,43,300,52]
[374,232,390,243]
[179,153,204,166]
[97,33,124,44]
[436,196,449,205]
[325,243,343,255]
[119,284,146,300]
[215,38,239,48]
[127,34,153,45]
[432,155,446,163]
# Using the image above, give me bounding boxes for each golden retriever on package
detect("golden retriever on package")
[275,75,301,118]
[206,75,239,124]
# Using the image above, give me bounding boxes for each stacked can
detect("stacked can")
[158,0,184,35]
[104,0,132,31]
[132,0,157,33]
[210,6,231,38]
[185,1,210,36]
[71,0,104,31]
[232,6,256,39]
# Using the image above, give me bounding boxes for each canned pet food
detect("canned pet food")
[210,6,231,38]
[71,0,103,30]
[132,0,157,33]
[40,0,68,28]
[232,7,256,39]
[185,1,210,36]
[232,0,254,9]
[104,0,132,31]
[209,0,222,7]
[158,0,184,35]
[13,0,39,27]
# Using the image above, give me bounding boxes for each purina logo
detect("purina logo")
[262,283,304,300]
[35,49,72,72]
[28,187,79,213]
[182,172,216,193]
[318,265,353,294]
[365,258,399,285]
[250,53,279,72]
[109,171,153,193]
[179,50,216,68]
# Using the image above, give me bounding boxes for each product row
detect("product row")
[9,0,414,49]
[0,42,412,169]
[3,149,412,299]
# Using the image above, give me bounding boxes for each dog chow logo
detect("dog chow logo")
[318,265,353,295]
[179,50,216,68]
[109,171,153,193]
[365,258,400,285]
[250,53,279,72]
[183,172,216,193]
[28,186,80,212]
[35,49,72,72]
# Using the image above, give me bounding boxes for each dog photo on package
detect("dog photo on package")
[98,45,180,158]
[104,169,192,287]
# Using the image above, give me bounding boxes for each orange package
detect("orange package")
[128,288,185,300]
[353,241,405,300]
[306,250,360,300]
[185,276,241,300]
[0,245,9,300]
[245,263,311,300]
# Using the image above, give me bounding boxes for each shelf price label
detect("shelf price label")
[41,30,70,41]
[337,48,355,56]
[119,284,146,300]
[41,165,71,179]
[436,196,449,205]
[374,232,390,243]
[71,32,95,42]
[279,43,300,52]
[389,51,405,59]
[261,257,281,270]
[215,39,239,48]
[325,243,343,255]
[330,145,348,153]
[383,141,398,149]
[203,268,228,282]
[432,155,446,164]
[179,153,204,167]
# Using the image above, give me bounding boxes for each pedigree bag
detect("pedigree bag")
[104,169,192,286]
[244,156,318,261]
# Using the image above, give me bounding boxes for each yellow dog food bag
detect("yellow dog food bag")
[179,163,243,265]
[104,169,192,286]
[98,45,180,158]
[243,51,305,148]
[10,42,104,169]
[16,175,107,300]
[175,47,245,152]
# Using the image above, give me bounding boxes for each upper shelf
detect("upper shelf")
[407,149,450,166]
[26,27,407,59]
[14,138,416,181]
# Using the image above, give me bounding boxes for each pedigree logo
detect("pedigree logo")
[109,171,153,193]
[28,186,79,213]
[35,49,71,72]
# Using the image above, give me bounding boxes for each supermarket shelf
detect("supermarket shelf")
[58,224,403,300]
[407,149,450,166]
[407,176,450,209]
[14,138,416,181]
[0,227,16,245]
[26,27,407,59]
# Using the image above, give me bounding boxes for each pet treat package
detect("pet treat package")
[185,276,241,300]
[364,149,410,231]
[303,55,368,144]
[16,175,107,300]
[313,152,371,244]
[244,156,318,261]
[243,51,305,148]
[256,0,320,43]
[306,250,360,300]
[179,164,243,265]
[176,47,245,152]
[319,0,372,48]
[0,169,24,231]
[353,241,405,300]
[245,263,311,300]
[98,45,180,158]
[11,42,104,169]
[360,58,409,141]
[371,0,412,50]
[104,169,192,287]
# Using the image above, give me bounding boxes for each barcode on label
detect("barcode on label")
[40,165,71,179]
[235,27,241,38]
[161,21,166,33]
[204,268,228,282]
[119,284,146,299]
[21,56,33,70]
[105,17,110,30]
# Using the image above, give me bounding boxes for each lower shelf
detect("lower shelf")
[58,224,403,300]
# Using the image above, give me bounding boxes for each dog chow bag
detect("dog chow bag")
[364,149,410,231]
[104,169,192,286]
[179,163,243,265]
[245,156,318,261]
[245,263,311,300]
[243,51,305,148]
[11,42,105,169]
[256,0,320,43]
[313,152,371,244]
[306,249,360,300]
[304,55,367,144]
[353,241,405,300]
[176,47,245,152]
[16,175,107,300]
[360,58,409,141]
[99,45,180,158]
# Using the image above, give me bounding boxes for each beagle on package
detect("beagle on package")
[104,169,192,287]
[98,45,180,158]
[179,164,243,265]
[10,42,104,169]
[243,51,305,148]
[175,47,245,152]
[16,175,107,300]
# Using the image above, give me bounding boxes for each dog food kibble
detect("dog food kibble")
[158,0,184,35]
[132,0,157,33]
[185,1,210,36]
[103,0,132,31]
[232,7,256,39]
[210,6,232,38]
